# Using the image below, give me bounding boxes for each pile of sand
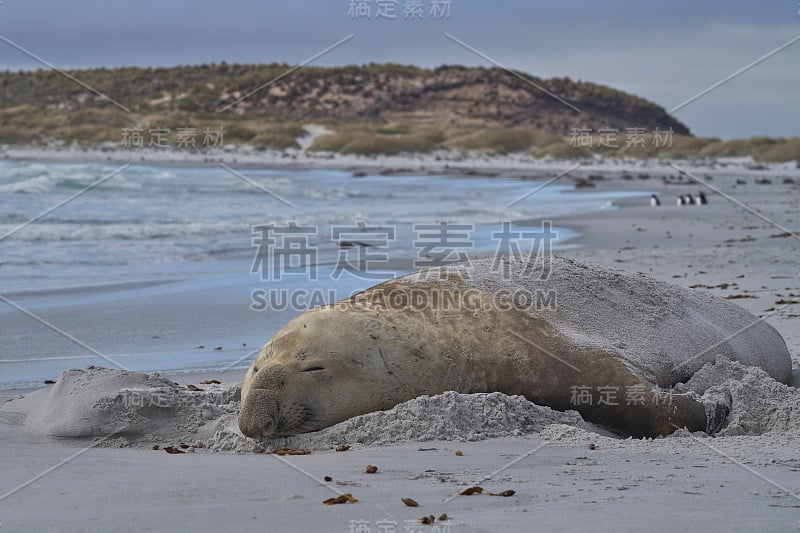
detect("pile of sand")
[676,356,800,436]
[3,363,799,452]
[0,367,593,451]
[1,366,239,448]
[206,391,590,453]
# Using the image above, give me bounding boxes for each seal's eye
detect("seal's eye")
[302,366,325,373]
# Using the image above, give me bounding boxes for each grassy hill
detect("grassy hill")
[0,63,797,163]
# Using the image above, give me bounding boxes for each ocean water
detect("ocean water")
[0,161,648,387]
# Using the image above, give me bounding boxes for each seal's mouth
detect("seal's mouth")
[238,388,314,439]
[238,409,276,439]
[271,407,314,437]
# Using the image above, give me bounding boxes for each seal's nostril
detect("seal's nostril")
[253,366,259,373]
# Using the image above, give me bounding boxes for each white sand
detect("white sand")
[207,391,593,453]
[5,357,799,453]
[2,367,239,448]
[3,362,800,532]
[1,368,594,452]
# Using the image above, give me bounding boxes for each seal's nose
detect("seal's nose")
[239,363,289,438]
[239,389,278,438]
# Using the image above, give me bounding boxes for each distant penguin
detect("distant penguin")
[650,194,661,207]
[685,193,694,205]
[676,195,685,206]
[696,191,708,205]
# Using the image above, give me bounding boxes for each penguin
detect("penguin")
[685,193,695,205]
[676,195,685,206]
[696,191,708,205]
[650,194,661,207]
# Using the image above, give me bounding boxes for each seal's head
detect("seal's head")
[238,307,408,439]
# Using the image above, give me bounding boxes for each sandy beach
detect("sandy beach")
[1,154,799,533]
[2,0,798,530]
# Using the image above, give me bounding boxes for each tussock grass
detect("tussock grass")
[310,124,563,155]
[0,106,304,149]
[532,133,800,163]
[310,122,445,155]
[0,104,796,164]
[443,129,561,154]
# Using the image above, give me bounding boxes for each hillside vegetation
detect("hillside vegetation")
[0,63,797,162]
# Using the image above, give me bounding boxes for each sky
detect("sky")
[0,0,798,139]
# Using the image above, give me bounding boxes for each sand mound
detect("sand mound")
[4,363,800,452]
[206,391,590,453]
[677,357,800,436]
[2,368,593,452]
[2,366,239,447]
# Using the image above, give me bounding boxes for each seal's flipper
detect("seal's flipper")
[698,389,732,434]
[576,387,726,438]
[635,390,730,437]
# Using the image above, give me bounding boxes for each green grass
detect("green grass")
[0,106,305,149]
[0,103,796,164]
[529,133,800,163]
[309,123,799,163]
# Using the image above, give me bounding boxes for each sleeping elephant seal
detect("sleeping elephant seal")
[239,256,791,439]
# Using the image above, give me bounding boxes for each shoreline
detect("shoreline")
[4,144,799,177]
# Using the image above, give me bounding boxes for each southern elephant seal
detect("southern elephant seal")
[239,256,791,438]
